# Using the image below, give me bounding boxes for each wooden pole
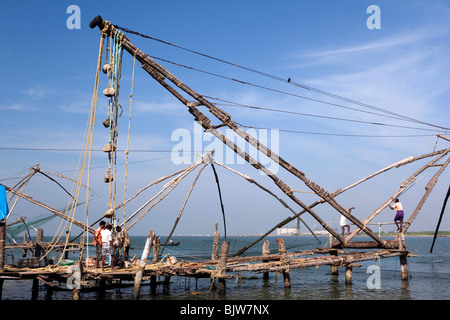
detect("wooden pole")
[276,238,291,288]
[3,186,95,234]
[330,249,339,276]
[345,266,352,285]
[163,276,171,295]
[403,156,450,233]
[133,230,155,299]
[88,19,348,246]
[0,219,5,299]
[218,241,229,294]
[262,240,270,280]
[72,260,81,300]
[212,222,220,261]
[0,221,5,272]
[153,236,160,263]
[345,151,450,242]
[400,254,408,281]
[31,228,44,299]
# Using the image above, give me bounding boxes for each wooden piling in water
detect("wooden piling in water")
[262,240,270,280]
[218,240,229,294]
[0,221,4,300]
[153,236,160,263]
[212,222,220,261]
[276,238,291,288]
[400,254,408,281]
[345,266,352,285]
[0,221,5,272]
[133,230,155,299]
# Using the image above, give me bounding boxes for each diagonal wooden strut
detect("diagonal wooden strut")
[90,16,385,247]
[3,185,95,234]
[344,150,450,242]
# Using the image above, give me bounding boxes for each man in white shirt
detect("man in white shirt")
[340,207,355,237]
[101,223,115,271]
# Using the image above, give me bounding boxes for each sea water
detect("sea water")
[1,235,449,300]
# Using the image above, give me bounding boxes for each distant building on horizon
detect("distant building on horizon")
[276,226,300,236]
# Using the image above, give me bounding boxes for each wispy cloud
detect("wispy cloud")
[304,26,450,59]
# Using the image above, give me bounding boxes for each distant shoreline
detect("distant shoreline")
[142,231,450,237]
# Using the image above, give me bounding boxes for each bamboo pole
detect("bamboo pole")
[277,238,290,287]
[345,152,450,242]
[262,240,270,280]
[213,160,320,243]
[0,221,5,272]
[402,156,450,233]
[89,17,450,250]
[3,186,95,234]
[212,222,220,261]
[153,236,160,263]
[88,18,350,246]
[345,266,353,285]
[400,254,408,281]
[133,230,155,299]
[218,241,230,294]
[125,162,201,229]
[162,163,208,253]
[230,249,406,273]
[233,148,450,255]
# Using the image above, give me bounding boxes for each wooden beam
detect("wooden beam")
[345,151,450,242]
[3,186,94,234]
[402,156,450,233]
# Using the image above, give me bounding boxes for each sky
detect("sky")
[0,0,449,238]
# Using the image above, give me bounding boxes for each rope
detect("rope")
[113,24,449,131]
[43,26,107,265]
[123,48,137,227]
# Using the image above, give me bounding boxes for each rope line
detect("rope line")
[112,24,449,131]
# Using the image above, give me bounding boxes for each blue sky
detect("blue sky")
[1,0,449,237]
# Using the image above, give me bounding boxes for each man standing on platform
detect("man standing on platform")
[94,220,105,267]
[389,199,404,232]
[101,223,115,271]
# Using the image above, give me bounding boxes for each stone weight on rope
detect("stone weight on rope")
[103,208,114,218]
[103,143,116,153]
[102,63,112,74]
[103,118,113,128]
[103,86,115,97]
[104,172,113,183]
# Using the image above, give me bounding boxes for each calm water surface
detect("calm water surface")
[2,235,449,300]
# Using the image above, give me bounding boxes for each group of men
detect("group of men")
[340,199,405,237]
[93,221,131,271]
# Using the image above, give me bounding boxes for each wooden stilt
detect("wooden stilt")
[330,251,339,276]
[400,254,408,281]
[0,279,3,300]
[331,265,339,276]
[163,276,171,294]
[72,260,82,300]
[0,221,5,272]
[218,240,229,294]
[153,236,160,263]
[0,222,4,300]
[150,275,157,295]
[262,240,270,280]
[211,222,220,261]
[345,266,352,285]
[276,238,291,288]
[133,230,155,299]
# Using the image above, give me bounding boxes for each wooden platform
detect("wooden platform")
[0,242,413,299]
